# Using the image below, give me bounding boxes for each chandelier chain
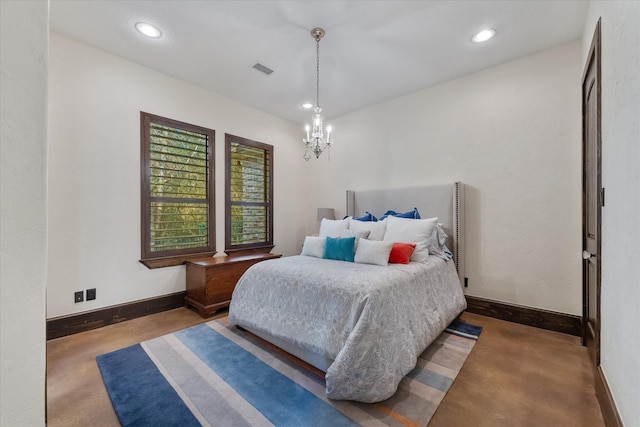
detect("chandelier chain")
[316,38,320,109]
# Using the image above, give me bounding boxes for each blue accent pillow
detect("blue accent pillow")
[379,207,421,220]
[353,211,378,222]
[378,210,396,220]
[323,236,355,262]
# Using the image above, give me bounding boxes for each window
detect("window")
[225,134,273,253]
[140,112,215,268]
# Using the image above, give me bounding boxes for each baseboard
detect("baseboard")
[465,295,582,336]
[595,366,624,427]
[47,293,581,339]
[47,291,186,340]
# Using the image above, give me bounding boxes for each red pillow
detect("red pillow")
[388,243,417,264]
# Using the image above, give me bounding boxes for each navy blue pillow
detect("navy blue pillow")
[379,207,421,220]
[379,210,396,220]
[397,207,421,219]
[323,236,355,262]
[353,211,378,222]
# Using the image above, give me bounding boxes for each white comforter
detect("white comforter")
[228,255,467,402]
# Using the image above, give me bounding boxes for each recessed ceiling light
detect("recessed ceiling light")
[135,22,162,38]
[472,29,496,43]
[301,102,313,109]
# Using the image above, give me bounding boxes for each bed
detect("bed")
[228,183,467,403]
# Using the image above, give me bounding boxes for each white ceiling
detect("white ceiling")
[50,0,588,124]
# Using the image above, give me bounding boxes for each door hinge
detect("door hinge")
[600,187,605,207]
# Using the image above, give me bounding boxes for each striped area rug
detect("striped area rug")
[97,318,481,427]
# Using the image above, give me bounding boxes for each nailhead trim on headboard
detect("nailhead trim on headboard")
[453,182,465,285]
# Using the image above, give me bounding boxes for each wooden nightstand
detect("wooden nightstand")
[184,252,281,318]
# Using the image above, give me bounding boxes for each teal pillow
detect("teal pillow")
[323,236,355,262]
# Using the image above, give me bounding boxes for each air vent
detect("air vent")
[252,62,274,75]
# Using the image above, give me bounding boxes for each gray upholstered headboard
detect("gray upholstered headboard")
[346,182,465,286]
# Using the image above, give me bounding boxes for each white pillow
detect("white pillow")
[341,229,371,251]
[354,238,394,266]
[383,216,438,262]
[349,217,387,241]
[319,218,349,238]
[301,236,326,258]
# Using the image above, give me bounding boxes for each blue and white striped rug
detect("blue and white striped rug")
[97,318,481,427]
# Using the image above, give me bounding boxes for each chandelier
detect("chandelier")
[303,27,333,161]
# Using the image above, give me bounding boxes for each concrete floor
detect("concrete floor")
[46,308,603,426]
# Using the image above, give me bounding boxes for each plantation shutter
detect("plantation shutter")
[141,112,215,267]
[149,123,210,251]
[226,135,273,252]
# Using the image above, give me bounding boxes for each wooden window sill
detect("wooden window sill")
[139,252,217,269]
[224,245,275,256]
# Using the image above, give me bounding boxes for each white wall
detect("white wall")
[0,1,48,425]
[305,41,583,315]
[583,2,640,425]
[47,33,308,318]
[48,23,589,320]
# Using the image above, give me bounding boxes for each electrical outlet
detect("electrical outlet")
[86,288,96,301]
[464,277,469,288]
[74,291,84,303]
